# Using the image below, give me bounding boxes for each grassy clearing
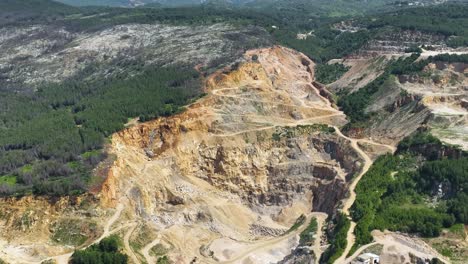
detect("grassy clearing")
[130,224,156,252]
[286,214,306,234]
[448,224,466,239]
[20,164,33,174]
[430,241,457,260]
[362,244,383,255]
[51,219,98,246]
[0,175,16,186]
[299,217,318,246]
[150,244,169,257]
[81,150,102,159]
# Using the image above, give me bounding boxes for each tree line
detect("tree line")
[315,63,350,84]
[360,3,468,47]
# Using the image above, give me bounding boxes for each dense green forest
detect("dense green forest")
[0,66,200,196]
[71,235,128,264]
[349,132,468,254]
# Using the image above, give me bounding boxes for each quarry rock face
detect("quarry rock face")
[0,46,362,263]
[97,46,362,262]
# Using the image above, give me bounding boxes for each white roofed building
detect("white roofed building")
[352,253,380,264]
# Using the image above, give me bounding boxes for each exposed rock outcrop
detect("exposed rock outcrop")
[99,46,361,263]
[0,46,367,263]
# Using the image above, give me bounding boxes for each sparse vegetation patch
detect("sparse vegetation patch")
[272,124,335,141]
[299,218,318,246]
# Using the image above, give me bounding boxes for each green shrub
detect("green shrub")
[299,218,318,246]
[315,63,350,84]
[320,213,350,264]
[286,214,306,233]
[71,235,127,264]
[157,256,171,264]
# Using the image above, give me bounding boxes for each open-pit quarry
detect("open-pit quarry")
[0,45,461,264]
[98,46,363,264]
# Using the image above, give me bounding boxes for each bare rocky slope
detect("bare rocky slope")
[101,46,362,264]
[329,49,468,149]
[0,22,269,91]
[326,46,468,264]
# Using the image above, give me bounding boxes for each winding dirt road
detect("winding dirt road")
[44,187,136,264]
[124,224,140,264]
[217,212,330,264]
[343,242,378,263]
[53,52,392,264]
[141,235,161,264]
[8,47,397,264]
[208,56,398,264]
[331,126,395,264]
[211,82,334,112]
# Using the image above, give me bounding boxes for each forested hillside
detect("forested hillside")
[0,67,201,196]
[57,0,454,14]
[350,131,468,254]
[0,0,467,263]
[0,0,78,25]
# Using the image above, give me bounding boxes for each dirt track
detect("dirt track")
[332,127,395,264]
